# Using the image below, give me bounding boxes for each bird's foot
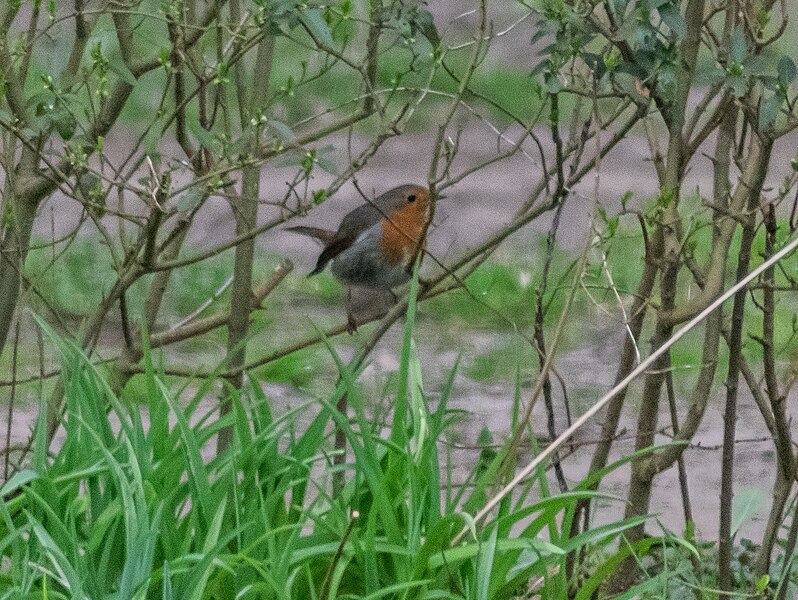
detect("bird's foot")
[418,277,433,293]
[347,313,358,334]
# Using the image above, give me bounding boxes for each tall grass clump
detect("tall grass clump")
[0,311,695,599]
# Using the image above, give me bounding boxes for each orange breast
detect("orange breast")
[379,204,429,265]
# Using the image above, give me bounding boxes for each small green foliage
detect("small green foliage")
[427,261,540,329]
[77,172,105,216]
[297,145,336,175]
[598,206,620,239]
[90,42,110,98]
[211,62,229,85]
[657,188,675,209]
[1,203,14,229]
[256,346,323,385]
[465,341,527,382]
[301,149,316,175]
[621,191,633,211]
[312,188,327,204]
[476,426,497,474]
[158,48,171,71]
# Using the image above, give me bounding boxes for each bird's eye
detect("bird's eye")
[407,194,417,202]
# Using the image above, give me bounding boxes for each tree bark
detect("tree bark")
[0,198,38,356]
[217,31,274,453]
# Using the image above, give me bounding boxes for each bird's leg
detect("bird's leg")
[346,287,358,334]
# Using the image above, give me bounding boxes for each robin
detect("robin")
[287,184,432,332]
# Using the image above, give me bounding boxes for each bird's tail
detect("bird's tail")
[285,225,336,245]
[286,225,337,277]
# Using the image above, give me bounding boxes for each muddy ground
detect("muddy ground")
[8,118,798,542]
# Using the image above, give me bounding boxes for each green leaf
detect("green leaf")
[759,93,782,130]
[612,71,646,98]
[616,15,639,44]
[656,63,677,100]
[272,150,303,168]
[142,121,162,157]
[614,572,672,599]
[730,27,747,65]
[303,9,333,48]
[316,156,337,174]
[727,73,748,98]
[228,128,254,156]
[778,56,797,85]
[158,377,214,524]
[731,486,764,537]
[476,526,498,600]
[188,119,215,149]
[658,4,686,39]
[544,72,562,94]
[633,24,657,51]
[621,191,633,209]
[562,515,650,553]
[183,496,228,600]
[29,516,85,597]
[358,580,434,599]
[694,63,726,86]
[427,538,564,570]
[177,186,205,212]
[416,9,441,47]
[162,561,174,600]
[745,54,770,77]
[413,515,460,579]
[267,119,294,141]
[575,537,661,600]
[0,470,38,497]
[51,108,76,140]
[107,54,138,85]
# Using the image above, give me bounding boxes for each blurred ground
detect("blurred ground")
[6,0,798,547]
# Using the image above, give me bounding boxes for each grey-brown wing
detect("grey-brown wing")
[309,204,382,275]
[335,203,383,238]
